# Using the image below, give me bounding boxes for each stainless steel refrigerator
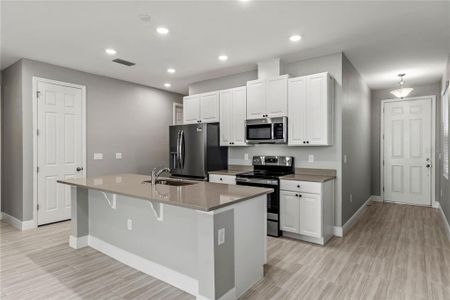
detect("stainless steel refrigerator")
[169,123,228,179]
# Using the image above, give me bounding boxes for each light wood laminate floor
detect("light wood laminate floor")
[1,202,450,300]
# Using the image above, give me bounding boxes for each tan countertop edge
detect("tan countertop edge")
[57,174,273,212]
[209,165,253,176]
[280,174,336,183]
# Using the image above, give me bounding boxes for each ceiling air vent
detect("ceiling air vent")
[112,58,136,66]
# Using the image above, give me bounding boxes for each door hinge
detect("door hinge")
[383,160,384,166]
[37,204,40,211]
[37,166,40,173]
[383,187,385,192]
[36,129,40,136]
[36,91,41,98]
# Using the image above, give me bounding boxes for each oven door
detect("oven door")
[235,177,280,237]
[246,123,273,143]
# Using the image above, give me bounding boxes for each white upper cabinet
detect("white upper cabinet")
[246,79,266,119]
[231,87,247,145]
[220,86,247,146]
[288,72,333,146]
[183,92,219,124]
[183,95,201,124]
[266,75,288,117]
[200,92,220,122]
[246,75,288,119]
[219,89,233,145]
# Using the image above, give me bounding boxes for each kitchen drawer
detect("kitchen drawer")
[209,174,236,185]
[280,180,321,194]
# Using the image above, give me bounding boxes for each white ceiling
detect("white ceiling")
[2,1,449,94]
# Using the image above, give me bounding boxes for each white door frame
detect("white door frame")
[380,95,437,208]
[32,77,87,228]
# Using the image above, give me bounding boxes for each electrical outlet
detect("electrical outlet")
[308,154,314,163]
[244,153,249,161]
[127,219,133,231]
[94,153,103,160]
[218,228,225,245]
[350,194,353,202]
[115,153,122,159]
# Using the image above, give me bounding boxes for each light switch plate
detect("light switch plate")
[116,153,122,159]
[218,228,225,245]
[343,154,348,164]
[94,153,103,160]
[244,153,249,161]
[127,219,133,231]
[308,154,314,163]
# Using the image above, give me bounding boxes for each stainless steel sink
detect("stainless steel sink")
[142,179,196,186]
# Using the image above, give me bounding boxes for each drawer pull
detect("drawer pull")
[297,185,300,188]
[220,178,223,181]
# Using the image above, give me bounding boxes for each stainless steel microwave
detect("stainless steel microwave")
[246,117,287,144]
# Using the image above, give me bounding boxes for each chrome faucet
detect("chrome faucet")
[151,167,171,185]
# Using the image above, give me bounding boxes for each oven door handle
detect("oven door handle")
[236,177,278,186]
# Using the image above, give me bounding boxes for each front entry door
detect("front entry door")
[383,98,432,206]
[37,80,84,225]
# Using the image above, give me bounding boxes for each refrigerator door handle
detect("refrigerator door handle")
[180,130,185,168]
[176,130,182,168]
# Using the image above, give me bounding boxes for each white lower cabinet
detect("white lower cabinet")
[280,179,334,245]
[280,191,300,233]
[209,174,236,185]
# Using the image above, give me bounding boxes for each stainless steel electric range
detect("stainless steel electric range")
[236,156,294,237]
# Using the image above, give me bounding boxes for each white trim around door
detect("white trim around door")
[380,95,437,208]
[32,77,87,228]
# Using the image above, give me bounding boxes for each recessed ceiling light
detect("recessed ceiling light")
[167,68,176,74]
[105,48,117,55]
[156,27,169,35]
[289,35,302,42]
[218,55,228,61]
[164,83,171,88]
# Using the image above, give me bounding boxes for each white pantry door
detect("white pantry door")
[37,80,84,225]
[383,99,432,206]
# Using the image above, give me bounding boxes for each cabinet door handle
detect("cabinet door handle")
[220,178,223,181]
[297,185,300,188]
[299,194,302,197]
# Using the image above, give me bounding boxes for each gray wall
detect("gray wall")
[370,82,442,196]
[441,53,450,226]
[189,70,257,95]
[1,61,24,219]
[341,55,371,224]
[188,53,346,226]
[2,59,183,221]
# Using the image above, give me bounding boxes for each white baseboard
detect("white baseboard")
[369,195,383,202]
[333,196,372,238]
[333,226,343,237]
[88,235,198,297]
[69,235,89,249]
[437,203,450,241]
[341,196,372,236]
[1,212,36,230]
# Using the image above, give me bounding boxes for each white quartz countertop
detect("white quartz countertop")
[58,173,273,211]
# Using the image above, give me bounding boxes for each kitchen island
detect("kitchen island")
[58,174,272,300]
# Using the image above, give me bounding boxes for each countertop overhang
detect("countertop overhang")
[58,173,273,212]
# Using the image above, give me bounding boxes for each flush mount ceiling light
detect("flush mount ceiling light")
[218,55,228,62]
[156,27,169,35]
[164,83,171,88]
[167,68,176,74]
[105,48,117,55]
[289,34,302,42]
[390,74,413,99]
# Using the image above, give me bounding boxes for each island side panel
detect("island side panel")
[69,186,89,249]
[87,191,199,294]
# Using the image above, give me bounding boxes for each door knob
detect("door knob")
[76,167,84,172]
[426,164,431,168]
